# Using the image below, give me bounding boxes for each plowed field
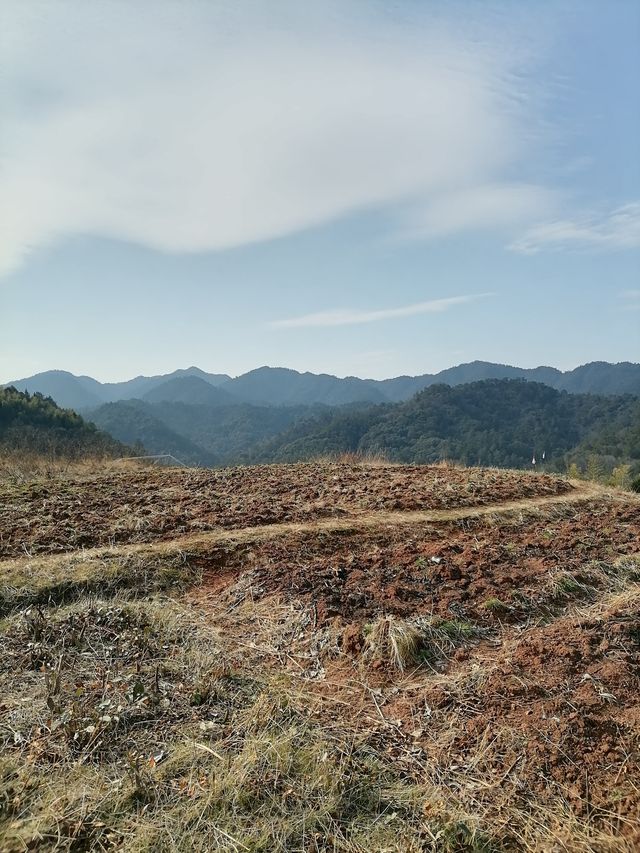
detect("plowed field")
[1,462,638,852]
[0,462,571,557]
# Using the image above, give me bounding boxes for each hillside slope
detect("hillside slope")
[87,400,218,466]
[0,386,127,459]
[253,379,640,472]
[5,370,105,410]
[7,367,232,409]
[88,399,317,465]
[224,366,389,406]
[142,376,237,406]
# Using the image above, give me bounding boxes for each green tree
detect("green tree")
[609,464,631,489]
[586,454,605,483]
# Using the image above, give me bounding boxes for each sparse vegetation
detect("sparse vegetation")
[481,597,510,615]
[0,461,573,559]
[547,569,594,603]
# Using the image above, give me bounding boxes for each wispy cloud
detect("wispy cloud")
[620,289,640,310]
[0,1,551,276]
[271,294,493,328]
[402,183,559,241]
[510,203,640,254]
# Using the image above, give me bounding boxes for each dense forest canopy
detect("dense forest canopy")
[247,380,640,480]
[0,387,128,459]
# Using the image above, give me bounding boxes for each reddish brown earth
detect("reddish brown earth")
[384,595,640,834]
[0,462,570,557]
[2,462,638,848]
[193,499,639,625]
[180,470,639,845]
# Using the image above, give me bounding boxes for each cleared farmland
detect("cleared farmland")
[1,462,638,851]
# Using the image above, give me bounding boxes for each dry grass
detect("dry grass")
[0,549,199,617]
[0,593,438,852]
[313,450,393,467]
[1,551,638,851]
[1,466,639,851]
[541,555,640,609]
[0,451,153,484]
[363,615,486,671]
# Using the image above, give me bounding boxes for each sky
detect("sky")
[1,0,639,383]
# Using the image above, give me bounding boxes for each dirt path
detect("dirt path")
[2,479,633,572]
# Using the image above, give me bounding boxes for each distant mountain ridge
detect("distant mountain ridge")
[5,366,231,410]
[142,375,236,406]
[4,379,638,480]
[5,360,640,410]
[85,379,640,479]
[225,366,389,406]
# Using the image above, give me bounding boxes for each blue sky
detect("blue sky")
[1,0,639,382]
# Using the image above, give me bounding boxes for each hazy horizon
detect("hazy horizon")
[6,356,640,388]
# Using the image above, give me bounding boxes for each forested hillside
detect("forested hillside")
[249,380,640,478]
[141,376,236,406]
[86,400,218,466]
[88,400,318,466]
[9,379,638,483]
[0,387,128,459]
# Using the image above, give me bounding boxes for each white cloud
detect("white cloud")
[0,2,552,275]
[511,203,640,254]
[271,294,492,328]
[403,183,559,240]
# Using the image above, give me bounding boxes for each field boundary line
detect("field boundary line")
[2,481,634,571]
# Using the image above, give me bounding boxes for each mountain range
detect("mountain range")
[6,360,640,411]
[4,378,638,484]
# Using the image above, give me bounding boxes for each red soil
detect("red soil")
[0,462,571,557]
[195,500,639,625]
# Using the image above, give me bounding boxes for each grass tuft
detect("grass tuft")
[364,615,486,671]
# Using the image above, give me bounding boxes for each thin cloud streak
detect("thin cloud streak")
[511,202,640,254]
[271,294,494,329]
